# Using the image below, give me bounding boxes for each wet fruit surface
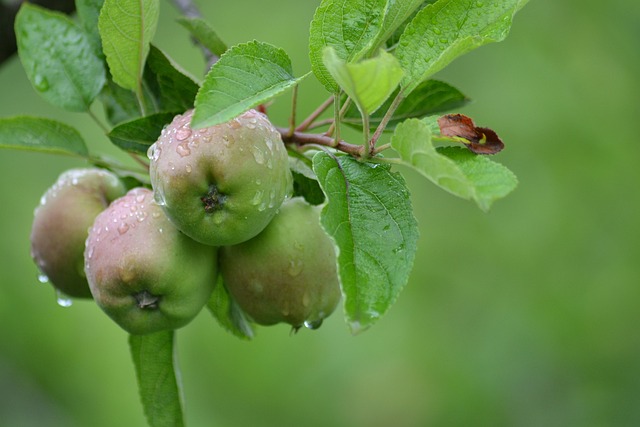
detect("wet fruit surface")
[220,198,341,328]
[84,188,218,335]
[148,109,292,246]
[30,168,126,299]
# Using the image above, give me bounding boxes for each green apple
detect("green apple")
[220,198,341,329]
[30,168,126,299]
[84,187,217,334]
[148,109,292,246]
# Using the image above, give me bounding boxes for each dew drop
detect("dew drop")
[168,162,176,171]
[176,144,191,157]
[251,190,264,206]
[117,222,130,235]
[475,1,484,7]
[37,273,49,284]
[56,290,73,307]
[252,147,265,165]
[185,164,192,174]
[427,39,435,47]
[147,145,161,161]
[158,227,164,234]
[304,319,323,330]
[136,211,147,222]
[433,27,442,35]
[151,211,161,219]
[135,193,146,203]
[34,74,49,92]
[287,259,304,277]
[176,127,192,141]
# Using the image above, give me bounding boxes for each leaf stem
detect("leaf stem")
[369,90,404,152]
[296,95,334,132]
[287,84,299,138]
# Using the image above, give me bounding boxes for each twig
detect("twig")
[296,96,334,132]
[278,127,364,158]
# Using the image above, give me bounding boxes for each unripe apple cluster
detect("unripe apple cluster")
[30,109,341,335]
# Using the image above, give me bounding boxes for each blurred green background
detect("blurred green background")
[1,0,639,426]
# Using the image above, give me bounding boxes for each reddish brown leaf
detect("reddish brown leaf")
[437,114,504,155]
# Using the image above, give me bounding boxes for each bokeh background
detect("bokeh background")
[1,0,639,426]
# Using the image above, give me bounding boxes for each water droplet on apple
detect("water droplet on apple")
[56,290,73,307]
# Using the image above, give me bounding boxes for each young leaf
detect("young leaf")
[107,112,177,155]
[192,40,303,129]
[176,16,228,57]
[99,0,160,93]
[397,0,529,95]
[313,152,418,334]
[207,276,255,340]
[0,116,88,157]
[438,146,518,211]
[391,118,516,211]
[15,3,106,112]
[342,79,469,130]
[323,47,403,116]
[309,0,388,93]
[129,331,185,427]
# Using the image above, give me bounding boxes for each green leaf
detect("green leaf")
[99,0,160,93]
[100,46,198,125]
[371,0,425,50]
[289,153,325,205]
[0,116,88,157]
[313,152,418,333]
[129,331,184,427]
[107,112,176,155]
[176,16,228,57]
[309,0,388,93]
[146,45,200,112]
[207,276,255,340]
[75,0,105,56]
[342,79,469,130]
[397,0,529,95]
[390,118,516,210]
[323,47,403,116]
[15,3,106,112]
[192,40,303,129]
[438,146,518,211]
[391,118,472,197]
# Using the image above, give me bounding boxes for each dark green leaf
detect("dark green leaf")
[15,3,105,112]
[99,0,159,93]
[0,116,88,157]
[107,112,176,155]
[313,152,418,333]
[309,0,387,93]
[129,331,184,427]
[207,276,255,340]
[192,40,303,129]
[75,0,105,56]
[397,0,529,95]
[342,79,469,131]
[146,45,200,113]
[371,0,425,50]
[176,16,228,57]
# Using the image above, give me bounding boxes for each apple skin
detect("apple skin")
[84,187,218,335]
[30,168,126,299]
[220,198,341,329]
[148,109,292,247]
